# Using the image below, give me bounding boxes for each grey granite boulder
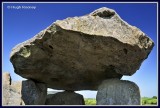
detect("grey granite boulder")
[10,7,154,91]
[96,79,141,105]
[45,91,85,105]
[21,80,47,105]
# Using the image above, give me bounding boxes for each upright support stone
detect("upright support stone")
[45,91,85,105]
[21,80,47,105]
[96,79,140,105]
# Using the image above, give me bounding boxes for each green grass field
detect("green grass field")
[84,97,157,105]
[141,97,157,105]
[84,98,96,105]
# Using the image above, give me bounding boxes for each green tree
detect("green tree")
[152,96,157,99]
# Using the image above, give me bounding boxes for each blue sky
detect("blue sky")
[2,3,157,98]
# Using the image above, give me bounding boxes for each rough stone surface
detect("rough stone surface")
[10,7,154,90]
[2,72,25,105]
[3,72,11,85]
[45,91,85,105]
[96,79,141,105]
[21,80,47,105]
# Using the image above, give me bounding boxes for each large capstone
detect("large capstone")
[96,79,141,105]
[10,7,154,90]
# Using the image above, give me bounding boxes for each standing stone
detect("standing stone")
[2,72,11,105]
[21,80,47,105]
[45,91,85,105]
[3,72,11,85]
[8,81,25,105]
[96,79,140,105]
[2,72,24,105]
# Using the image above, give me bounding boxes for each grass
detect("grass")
[84,97,157,105]
[141,97,157,105]
[84,98,96,105]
